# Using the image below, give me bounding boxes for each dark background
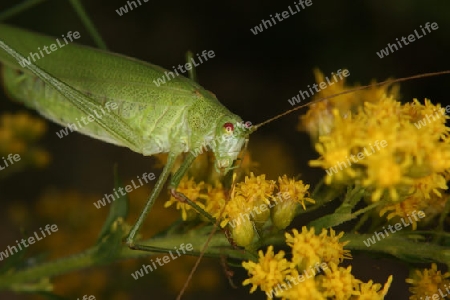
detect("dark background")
[0,0,449,299]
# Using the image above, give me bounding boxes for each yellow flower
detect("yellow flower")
[242,245,291,294]
[363,154,413,201]
[353,275,393,300]
[237,173,275,207]
[0,112,50,178]
[271,176,315,229]
[203,180,227,221]
[277,175,315,210]
[226,197,257,247]
[300,69,399,140]
[308,95,450,203]
[241,228,393,299]
[285,227,351,270]
[309,110,360,184]
[410,173,448,200]
[406,263,450,300]
[220,173,275,244]
[379,194,426,231]
[164,176,207,221]
[316,262,360,300]
[277,273,325,300]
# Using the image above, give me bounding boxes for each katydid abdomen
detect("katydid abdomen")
[0,23,249,169]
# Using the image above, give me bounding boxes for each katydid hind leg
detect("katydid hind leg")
[177,150,251,299]
[125,152,178,249]
[167,152,219,223]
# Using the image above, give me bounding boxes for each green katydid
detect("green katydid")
[0,21,255,251]
[1,1,450,299]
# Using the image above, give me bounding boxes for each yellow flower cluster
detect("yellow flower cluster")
[406,263,450,300]
[242,226,392,299]
[307,86,450,202]
[0,112,50,178]
[299,69,399,141]
[378,191,448,230]
[286,227,351,270]
[164,172,315,247]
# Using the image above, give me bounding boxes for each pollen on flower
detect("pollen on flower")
[242,245,291,294]
[406,263,450,300]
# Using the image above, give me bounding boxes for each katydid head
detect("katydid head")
[212,119,253,173]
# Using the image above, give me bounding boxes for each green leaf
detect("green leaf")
[308,186,364,229]
[94,218,126,264]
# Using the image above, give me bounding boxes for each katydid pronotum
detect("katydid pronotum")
[0,1,450,298]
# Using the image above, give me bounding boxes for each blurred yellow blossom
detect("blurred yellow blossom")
[0,112,50,178]
[406,263,450,300]
[300,69,399,140]
[309,96,450,202]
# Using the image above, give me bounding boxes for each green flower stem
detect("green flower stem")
[260,231,450,266]
[308,186,365,229]
[344,233,450,265]
[0,230,252,291]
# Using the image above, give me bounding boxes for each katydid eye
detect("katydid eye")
[224,123,234,132]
